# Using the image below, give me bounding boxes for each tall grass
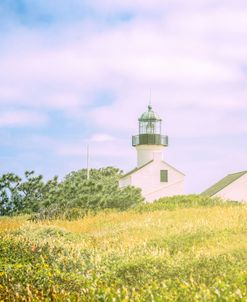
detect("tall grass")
[0,197,246,301]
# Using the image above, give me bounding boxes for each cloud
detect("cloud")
[1,0,247,192]
[0,110,48,127]
[90,133,115,142]
[2,13,247,138]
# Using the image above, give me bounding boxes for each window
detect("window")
[160,170,168,182]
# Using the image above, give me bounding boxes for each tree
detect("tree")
[0,173,22,215]
[57,167,143,210]
[0,167,144,218]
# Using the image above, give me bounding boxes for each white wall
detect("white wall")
[119,175,131,188]
[214,173,247,202]
[131,160,185,202]
[135,145,165,167]
[145,180,184,202]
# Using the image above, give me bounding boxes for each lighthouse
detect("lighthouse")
[133,104,168,167]
[119,104,185,202]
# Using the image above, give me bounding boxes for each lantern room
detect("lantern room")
[132,105,168,146]
[139,105,162,134]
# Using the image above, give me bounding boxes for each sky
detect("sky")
[0,0,247,193]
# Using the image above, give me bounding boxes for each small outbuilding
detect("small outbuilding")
[202,171,247,202]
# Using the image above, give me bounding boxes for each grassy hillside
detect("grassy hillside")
[0,199,247,301]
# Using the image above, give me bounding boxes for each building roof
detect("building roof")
[120,160,185,179]
[162,161,185,176]
[138,105,162,122]
[120,160,153,179]
[202,171,247,197]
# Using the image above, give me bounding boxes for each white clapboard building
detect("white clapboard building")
[119,104,185,202]
[202,171,247,202]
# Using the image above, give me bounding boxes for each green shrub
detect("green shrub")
[133,194,239,212]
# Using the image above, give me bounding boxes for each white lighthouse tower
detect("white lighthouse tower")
[119,104,185,202]
[133,104,168,167]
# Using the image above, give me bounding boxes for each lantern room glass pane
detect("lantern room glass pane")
[139,120,161,135]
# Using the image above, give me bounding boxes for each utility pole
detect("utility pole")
[86,144,90,180]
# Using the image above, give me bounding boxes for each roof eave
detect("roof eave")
[120,160,154,179]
